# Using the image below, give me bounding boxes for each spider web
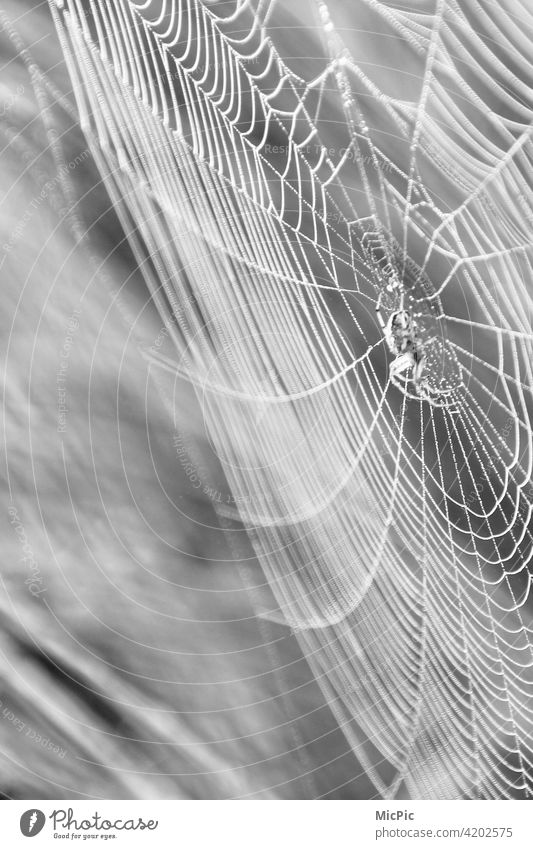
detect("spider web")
[49,0,533,798]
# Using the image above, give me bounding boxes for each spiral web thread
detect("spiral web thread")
[49,0,533,798]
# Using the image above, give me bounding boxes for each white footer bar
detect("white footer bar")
[2,800,531,849]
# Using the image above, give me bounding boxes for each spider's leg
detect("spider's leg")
[375,290,387,332]
[389,353,414,381]
[389,355,430,404]
[390,374,424,403]
[421,384,460,411]
[413,353,426,390]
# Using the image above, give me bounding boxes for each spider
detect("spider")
[375,291,459,411]
[376,291,427,397]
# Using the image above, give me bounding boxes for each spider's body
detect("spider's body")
[376,293,459,412]
[386,309,417,355]
[376,295,427,397]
